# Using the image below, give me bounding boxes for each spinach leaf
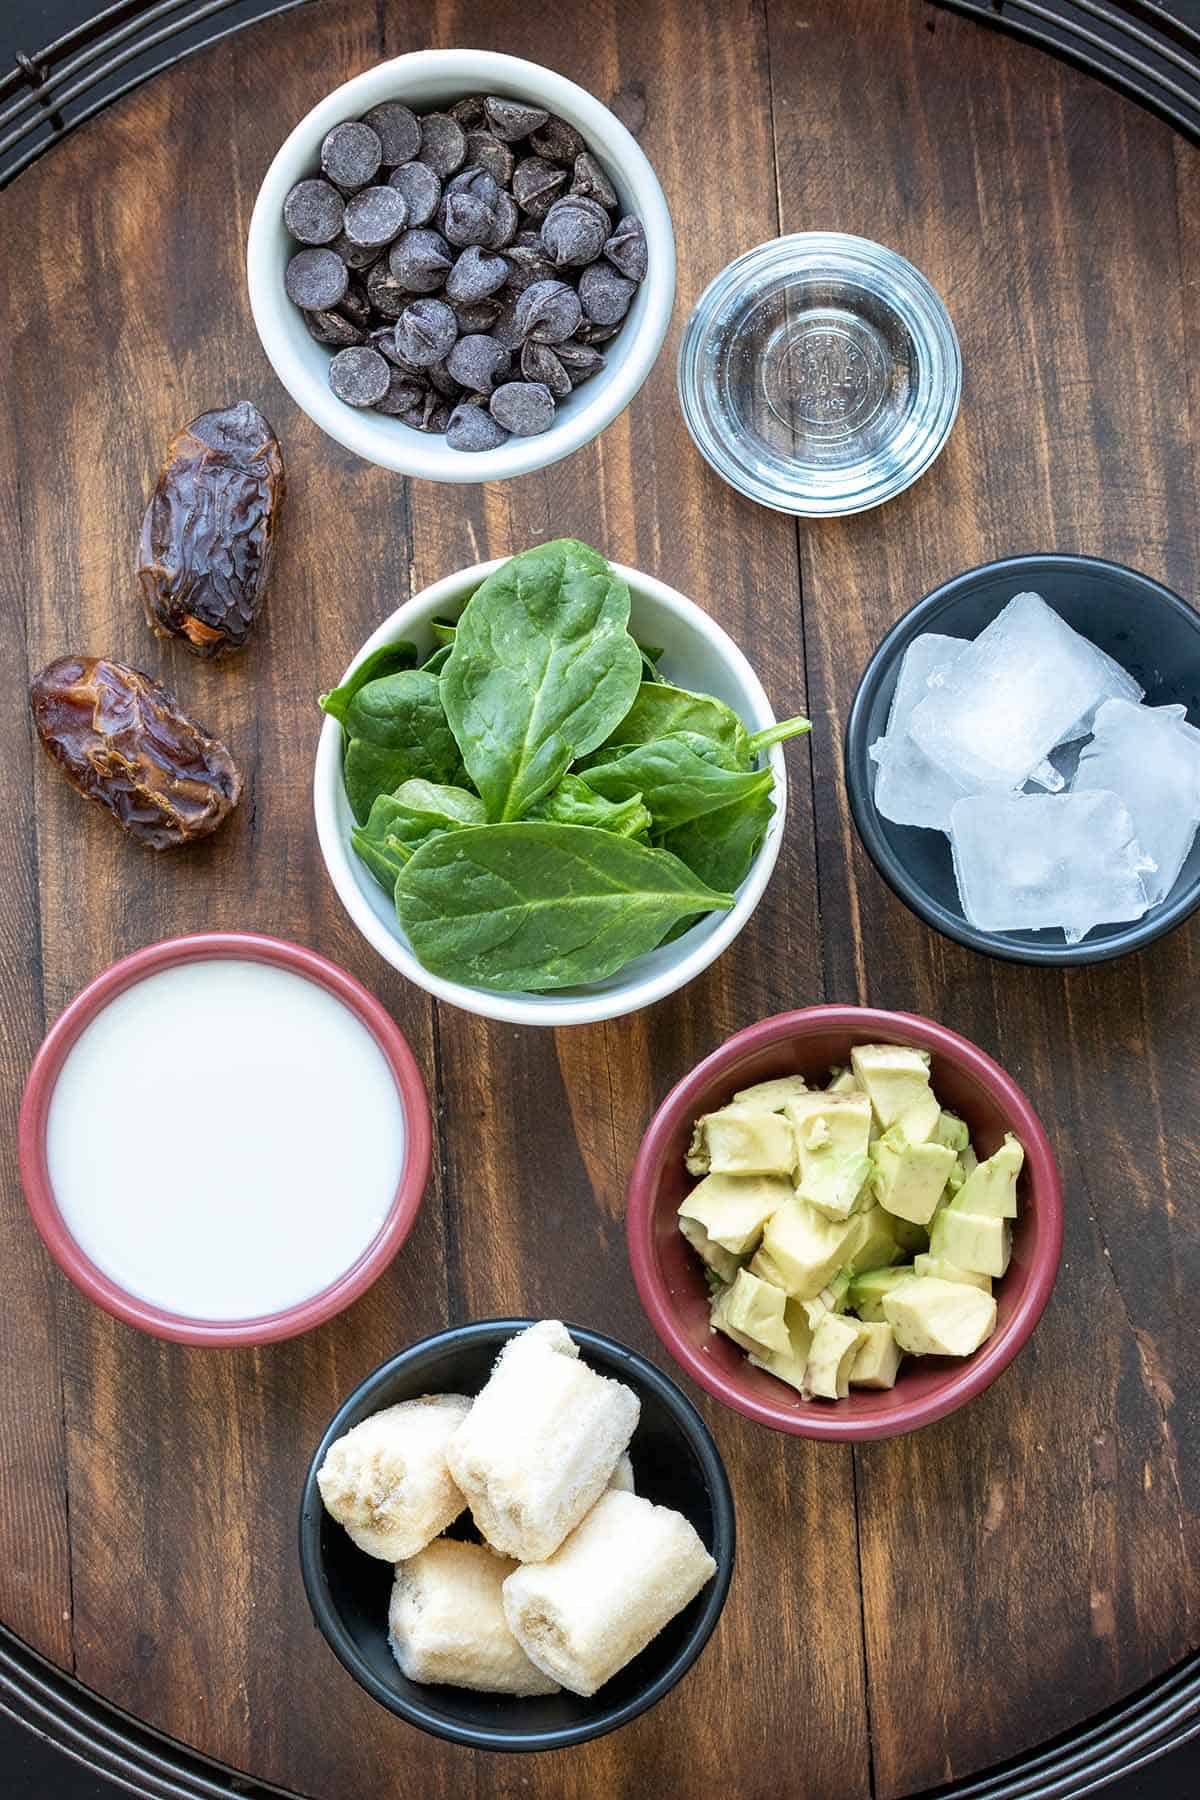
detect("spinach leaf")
[430,617,458,647]
[602,681,750,763]
[747,716,812,756]
[395,822,733,991]
[319,641,418,726]
[352,781,485,893]
[342,670,467,824]
[527,772,651,840]
[661,781,776,894]
[441,538,643,821]
[581,731,775,832]
[421,644,453,675]
[637,642,666,683]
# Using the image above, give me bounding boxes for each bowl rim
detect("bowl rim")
[297,1316,736,1751]
[246,48,676,483]
[625,1004,1064,1441]
[844,551,1200,965]
[312,556,789,1026]
[17,931,432,1346]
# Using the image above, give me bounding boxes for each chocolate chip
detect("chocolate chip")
[427,359,465,399]
[484,96,549,142]
[502,234,555,294]
[388,161,442,227]
[446,164,499,206]
[579,260,636,325]
[367,321,406,363]
[284,178,344,245]
[374,371,427,414]
[343,184,408,248]
[440,191,496,248]
[512,155,568,219]
[361,101,421,166]
[521,339,572,398]
[541,194,608,267]
[447,402,509,451]
[574,317,623,346]
[366,261,411,318]
[465,131,515,186]
[329,230,383,271]
[304,308,364,348]
[449,95,487,130]
[285,246,348,309]
[401,391,453,433]
[529,115,586,164]
[417,112,467,177]
[514,278,582,344]
[490,299,529,349]
[604,213,648,282]
[389,228,454,292]
[452,297,502,333]
[321,121,382,191]
[554,337,606,383]
[329,345,391,406]
[394,298,458,368]
[447,333,511,393]
[339,279,373,326]
[489,381,555,436]
[487,192,519,249]
[571,151,618,210]
[444,244,510,303]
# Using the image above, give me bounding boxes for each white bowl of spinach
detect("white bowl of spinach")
[313,540,810,1026]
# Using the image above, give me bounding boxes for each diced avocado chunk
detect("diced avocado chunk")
[891,1088,942,1146]
[847,1204,901,1275]
[849,1322,903,1389]
[821,1270,854,1314]
[732,1074,809,1112]
[934,1109,971,1153]
[847,1264,917,1323]
[786,1092,874,1220]
[679,1216,742,1283]
[749,1199,863,1301]
[711,1268,790,1355]
[678,1173,789,1255]
[686,1105,796,1177]
[889,1215,930,1254]
[930,1208,1012,1277]
[947,1132,1023,1219]
[826,1067,860,1095]
[914,1252,992,1294]
[870,1133,956,1225]
[883,1277,997,1357]
[748,1298,815,1395]
[850,1043,934,1130]
[806,1312,868,1399]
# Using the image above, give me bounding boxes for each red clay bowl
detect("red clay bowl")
[18,932,431,1347]
[626,1006,1062,1440]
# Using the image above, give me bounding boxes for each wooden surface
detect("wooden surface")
[1,1,1198,1795]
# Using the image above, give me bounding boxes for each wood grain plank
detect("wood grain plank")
[765,2,1200,1793]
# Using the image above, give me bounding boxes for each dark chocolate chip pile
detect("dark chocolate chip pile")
[281,93,648,451]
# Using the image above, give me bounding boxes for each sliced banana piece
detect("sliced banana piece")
[317,1394,470,1562]
[389,1539,560,1695]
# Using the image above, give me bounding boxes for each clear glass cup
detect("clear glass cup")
[677,233,962,517]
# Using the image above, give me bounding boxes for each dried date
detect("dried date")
[30,657,242,849]
[138,401,285,658]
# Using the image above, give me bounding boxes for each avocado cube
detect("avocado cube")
[748,1298,815,1395]
[679,1173,789,1254]
[914,1252,992,1294]
[686,1105,796,1177]
[871,1133,956,1225]
[850,1043,934,1129]
[710,1268,791,1355]
[748,1199,862,1301]
[847,1203,901,1275]
[848,1264,917,1323]
[732,1074,809,1112]
[883,1277,997,1356]
[930,1208,1012,1277]
[785,1092,874,1220]
[849,1321,904,1389]
[679,1217,742,1283]
[933,1109,971,1153]
[821,1269,854,1314]
[826,1066,860,1094]
[806,1312,868,1399]
[891,1088,942,1146]
[948,1132,1022,1219]
[889,1215,931,1254]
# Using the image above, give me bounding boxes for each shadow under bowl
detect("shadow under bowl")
[298,1319,735,1750]
[844,553,1200,965]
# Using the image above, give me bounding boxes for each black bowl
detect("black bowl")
[845,553,1200,965]
[299,1318,735,1751]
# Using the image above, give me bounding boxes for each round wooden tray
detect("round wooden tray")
[1,2,1197,1797]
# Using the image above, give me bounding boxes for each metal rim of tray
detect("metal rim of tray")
[2,0,1198,1794]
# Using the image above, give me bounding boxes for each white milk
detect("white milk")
[46,959,408,1321]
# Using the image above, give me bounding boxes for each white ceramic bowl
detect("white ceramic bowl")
[247,50,675,482]
[313,561,789,1026]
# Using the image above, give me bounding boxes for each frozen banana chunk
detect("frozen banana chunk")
[446,1320,639,1563]
[609,1453,635,1494]
[389,1539,560,1696]
[317,1394,470,1562]
[685,1106,795,1176]
[502,1490,717,1697]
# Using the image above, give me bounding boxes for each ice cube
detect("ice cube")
[1072,699,1200,904]
[869,634,972,831]
[909,593,1145,791]
[948,790,1154,938]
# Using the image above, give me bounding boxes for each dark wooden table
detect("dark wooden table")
[1,2,1198,1796]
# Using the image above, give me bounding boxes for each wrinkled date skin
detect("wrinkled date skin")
[137,401,285,657]
[30,656,242,849]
